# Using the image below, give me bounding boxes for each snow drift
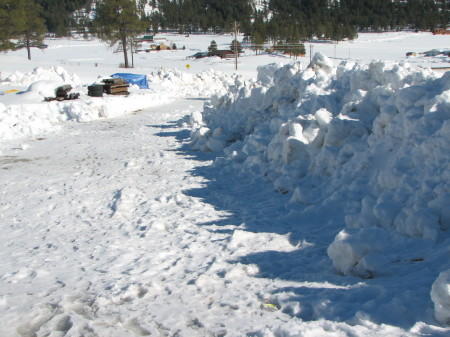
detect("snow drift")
[1,66,81,87]
[190,53,450,325]
[0,66,235,142]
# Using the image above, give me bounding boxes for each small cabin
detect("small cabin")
[432,28,450,35]
[157,43,171,50]
[209,50,235,59]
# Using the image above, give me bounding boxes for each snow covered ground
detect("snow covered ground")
[0,31,449,336]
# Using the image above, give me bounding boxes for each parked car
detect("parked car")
[188,52,209,59]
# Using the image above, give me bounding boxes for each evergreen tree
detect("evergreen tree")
[0,0,46,59]
[230,39,243,54]
[290,42,306,59]
[208,40,218,52]
[35,0,89,36]
[250,31,265,55]
[0,0,18,52]
[16,0,47,60]
[152,0,253,34]
[93,0,145,68]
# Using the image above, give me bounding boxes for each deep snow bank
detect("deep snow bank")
[190,53,450,325]
[2,66,81,87]
[0,66,235,142]
[148,67,234,98]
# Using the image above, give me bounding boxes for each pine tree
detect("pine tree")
[35,0,90,36]
[250,31,265,55]
[93,0,145,68]
[16,0,47,60]
[0,0,18,52]
[208,40,218,52]
[0,0,46,59]
[289,42,305,59]
[230,39,242,54]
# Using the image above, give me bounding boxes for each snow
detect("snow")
[0,31,450,336]
[191,54,450,286]
[0,66,235,142]
[431,270,450,325]
[2,66,81,87]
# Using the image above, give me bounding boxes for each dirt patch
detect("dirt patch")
[0,156,47,170]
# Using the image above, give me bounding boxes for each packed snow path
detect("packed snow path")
[0,100,447,337]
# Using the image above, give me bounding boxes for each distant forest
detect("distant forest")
[148,0,449,42]
[35,0,91,36]
[37,0,449,42]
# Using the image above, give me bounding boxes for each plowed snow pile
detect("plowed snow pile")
[191,53,450,326]
[0,66,234,143]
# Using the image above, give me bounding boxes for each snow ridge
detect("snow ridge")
[190,53,450,324]
[2,66,81,87]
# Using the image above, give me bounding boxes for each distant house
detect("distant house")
[432,28,450,35]
[187,50,236,59]
[136,35,154,42]
[143,43,171,52]
[157,43,171,50]
[209,50,235,59]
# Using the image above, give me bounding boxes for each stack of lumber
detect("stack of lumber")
[102,78,129,95]
[45,85,80,101]
[87,78,130,97]
[55,85,72,99]
[87,84,104,97]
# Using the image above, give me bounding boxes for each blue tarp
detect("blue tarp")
[111,73,149,89]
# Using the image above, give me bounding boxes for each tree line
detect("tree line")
[147,0,254,34]
[149,0,448,35]
[0,0,448,66]
[34,0,91,36]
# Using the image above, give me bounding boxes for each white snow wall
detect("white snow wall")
[190,53,450,324]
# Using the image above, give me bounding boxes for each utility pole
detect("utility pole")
[130,37,135,68]
[234,21,238,71]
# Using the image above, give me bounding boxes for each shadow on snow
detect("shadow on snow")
[148,121,442,332]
